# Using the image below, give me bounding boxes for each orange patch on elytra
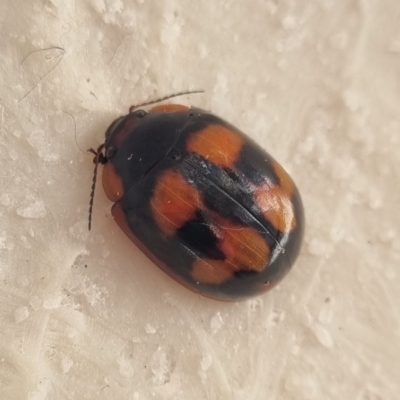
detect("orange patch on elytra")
[254,185,296,232]
[217,218,270,272]
[150,169,201,236]
[187,125,244,168]
[253,160,297,232]
[273,160,295,196]
[150,104,190,113]
[191,217,270,285]
[192,259,235,285]
[102,162,125,202]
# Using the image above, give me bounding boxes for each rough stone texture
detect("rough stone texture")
[0,1,399,399]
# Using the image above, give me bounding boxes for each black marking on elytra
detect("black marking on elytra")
[176,210,225,260]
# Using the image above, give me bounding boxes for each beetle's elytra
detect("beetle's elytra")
[91,104,304,301]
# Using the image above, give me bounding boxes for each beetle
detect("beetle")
[89,100,304,301]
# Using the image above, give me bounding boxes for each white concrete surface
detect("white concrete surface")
[1,1,399,399]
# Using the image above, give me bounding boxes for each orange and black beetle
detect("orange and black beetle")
[90,104,304,301]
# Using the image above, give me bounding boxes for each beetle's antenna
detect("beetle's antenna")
[88,145,105,231]
[129,90,204,112]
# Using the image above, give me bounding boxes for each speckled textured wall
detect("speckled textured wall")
[1,1,399,399]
